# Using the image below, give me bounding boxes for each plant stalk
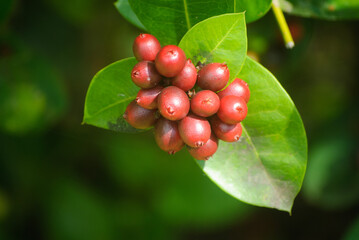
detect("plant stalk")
[272,0,294,49]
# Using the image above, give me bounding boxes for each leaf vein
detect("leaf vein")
[85,95,135,121]
[241,124,285,206]
[183,0,191,30]
[209,17,241,55]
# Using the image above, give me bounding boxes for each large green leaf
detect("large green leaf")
[198,57,307,212]
[279,0,359,20]
[83,57,143,133]
[114,0,146,30]
[179,13,247,80]
[179,14,306,211]
[129,0,271,45]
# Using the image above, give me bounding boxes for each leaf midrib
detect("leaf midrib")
[209,16,241,56]
[183,0,191,30]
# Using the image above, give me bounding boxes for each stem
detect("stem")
[272,0,294,49]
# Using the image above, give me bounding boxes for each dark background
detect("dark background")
[0,0,358,239]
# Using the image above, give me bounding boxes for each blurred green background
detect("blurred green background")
[0,0,358,239]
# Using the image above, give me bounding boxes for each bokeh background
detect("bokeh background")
[0,0,359,239]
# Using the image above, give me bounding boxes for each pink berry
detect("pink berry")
[133,33,161,61]
[154,118,184,154]
[190,90,220,117]
[217,78,250,103]
[217,95,248,124]
[157,86,190,121]
[155,45,186,77]
[171,59,197,91]
[197,63,229,92]
[131,61,162,89]
[188,133,218,160]
[135,86,163,109]
[210,115,242,142]
[178,113,211,148]
[123,101,157,129]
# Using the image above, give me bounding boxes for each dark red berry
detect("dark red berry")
[217,78,250,103]
[197,63,229,92]
[157,86,190,121]
[190,90,220,117]
[131,61,162,89]
[178,113,211,148]
[217,95,248,124]
[136,86,163,109]
[155,45,186,77]
[133,33,161,61]
[210,115,242,142]
[171,59,197,91]
[188,133,218,160]
[123,101,157,129]
[154,118,184,154]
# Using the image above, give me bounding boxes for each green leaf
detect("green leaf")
[114,0,146,30]
[179,12,306,212]
[235,0,272,22]
[179,13,247,80]
[279,0,359,20]
[199,58,307,212]
[83,57,143,133]
[129,0,271,45]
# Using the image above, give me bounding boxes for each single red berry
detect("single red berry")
[190,90,220,117]
[155,45,186,77]
[123,101,157,129]
[157,86,190,121]
[217,78,250,103]
[188,133,218,160]
[131,61,162,89]
[178,113,211,148]
[136,86,163,109]
[197,63,229,92]
[133,33,161,61]
[210,115,242,142]
[217,95,248,124]
[154,118,184,154]
[171,59,197,91]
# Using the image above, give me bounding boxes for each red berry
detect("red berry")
[190,90,220,117]
[217,78,250,103]
[157,86,190,121]
[188,133,218,160]
[178,113,211,148]
[123,101,157,129]
[197,63,229,92]
[133,33,161,61]
[210,115,242,142]
[154,118,184,154]
[171,59,197,91]
[131,61,162,89]
[217,95,247,124]
[135,86,163,109]
[155,45,186,77]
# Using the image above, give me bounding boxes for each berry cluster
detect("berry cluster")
[124,34,250,160]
